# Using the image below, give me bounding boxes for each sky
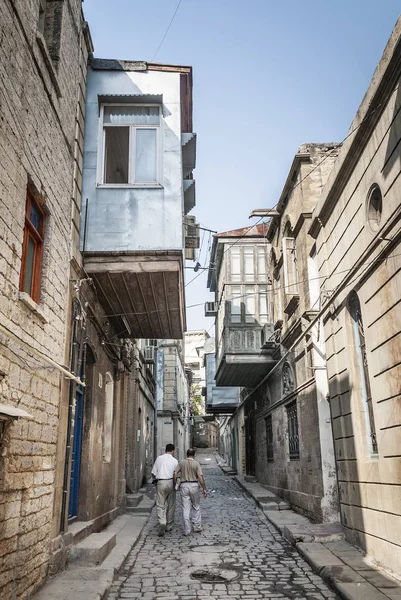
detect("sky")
[83,0,401,333]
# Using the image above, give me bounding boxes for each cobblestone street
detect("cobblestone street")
[107,452,338,600]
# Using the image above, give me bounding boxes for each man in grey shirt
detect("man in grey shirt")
[174,448,207,536]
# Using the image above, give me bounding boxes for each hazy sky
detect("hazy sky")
[83,0,400,332]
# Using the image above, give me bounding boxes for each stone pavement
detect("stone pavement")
[231,467,401,600]
[107,450,340,600]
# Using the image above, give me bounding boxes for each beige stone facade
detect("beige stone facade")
[0,1,91,596]
[251,143,340,522]
[309,16,401,578]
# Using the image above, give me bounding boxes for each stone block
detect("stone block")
[70,531,116,566]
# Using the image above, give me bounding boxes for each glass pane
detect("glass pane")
[231,247,241,282]
[231,286,241,323]
[244,247,254,281]
[135,129,157,182]
[245,286,255,323]
[259,285,268,323]
[104,106,159,125]
[104,127,129,183]
[23,236,36,294]
[257,247,266,276]
[29,201,42,232]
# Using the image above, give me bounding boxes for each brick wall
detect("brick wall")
[0,1,89,596]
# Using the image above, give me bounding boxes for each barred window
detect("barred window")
[266,416,273,462]
[286,401,299,459]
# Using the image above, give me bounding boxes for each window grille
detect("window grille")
[287,401,299,459]
[266,416,273,461]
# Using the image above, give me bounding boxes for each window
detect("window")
[228,284,271,324]
[37,0,63,67]
[287,401,299,459]
[229,245,268,283]
[367,184,382,232]
[101,105,161,186]
[283,237,299,295]
[349,292,378,454]
[266,416,273,461]
[19,189,45,304]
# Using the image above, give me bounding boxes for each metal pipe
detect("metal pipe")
[0,322,85,386]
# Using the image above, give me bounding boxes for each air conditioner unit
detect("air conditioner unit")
[184,215,200,251]
[204,301,217,317]
[144,346,156,363]
[261,324,276,350]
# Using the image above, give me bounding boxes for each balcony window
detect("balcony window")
[229,245,268,283]
[101,105,161,186]
[227,285,270,325]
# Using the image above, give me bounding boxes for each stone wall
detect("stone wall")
[250,144,340,522]
[0,1,89,596]
[311,17,401,577]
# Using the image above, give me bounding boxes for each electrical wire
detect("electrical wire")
[151,0,183,61]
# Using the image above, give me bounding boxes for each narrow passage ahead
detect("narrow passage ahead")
[108,450,338,600]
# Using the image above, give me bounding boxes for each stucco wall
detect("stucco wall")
[81,67,184,252]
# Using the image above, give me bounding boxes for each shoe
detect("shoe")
[166,526,173,532]
[158,524,166,537]
[193,527,202,533]
[183,531,191,536]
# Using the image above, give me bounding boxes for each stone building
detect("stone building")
[184,330,209,413]
[309,16,401,578]
[192,416,217,448]
[249,143,341,522]
[0,1,92,597]
[156,340,190,461]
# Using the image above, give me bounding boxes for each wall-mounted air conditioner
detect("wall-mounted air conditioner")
[204,301,217,317]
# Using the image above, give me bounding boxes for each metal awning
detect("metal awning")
[98,94,163,112]
[182,133,197,178]
[0,403,33,421]
[183,179,196,215]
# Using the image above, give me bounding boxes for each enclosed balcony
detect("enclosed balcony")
[215,323,279,387]
[205,352,240,413]
[214,286,279,387]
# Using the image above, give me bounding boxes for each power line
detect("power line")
[151,0,183,61]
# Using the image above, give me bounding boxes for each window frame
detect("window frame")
[98,103,163,188]
[227,284,271,325]
[265,415,274,462]
[19,189,45,304]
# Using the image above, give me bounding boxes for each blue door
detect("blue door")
[68,386,84,521]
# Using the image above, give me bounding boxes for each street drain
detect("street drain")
[190,568,239,583]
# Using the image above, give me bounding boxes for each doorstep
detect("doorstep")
[32,512,150,600]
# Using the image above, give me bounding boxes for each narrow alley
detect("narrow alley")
[107,451,338,600]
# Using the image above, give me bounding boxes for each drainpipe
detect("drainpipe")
[60,301,85,532]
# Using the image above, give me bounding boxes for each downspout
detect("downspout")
[60,300,86,532]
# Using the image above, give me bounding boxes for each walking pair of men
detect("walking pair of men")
[151,444,207,536]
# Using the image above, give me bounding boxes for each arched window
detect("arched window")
[349,292,378,454]
[103,372,114,463]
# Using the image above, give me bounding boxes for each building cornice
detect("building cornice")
[309,16,401,239]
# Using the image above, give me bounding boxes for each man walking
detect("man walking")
[174,448,207,536]
[151,443,178,536]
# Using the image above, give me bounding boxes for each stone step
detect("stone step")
[260,500,291,511]
[126,496,155,514]
[70,531,116,566]
[126,493,144,508]
[68,520,94,546]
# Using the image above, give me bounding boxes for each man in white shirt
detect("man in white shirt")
[151,443,178,536]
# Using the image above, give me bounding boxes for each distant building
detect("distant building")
[184,330,209,413]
